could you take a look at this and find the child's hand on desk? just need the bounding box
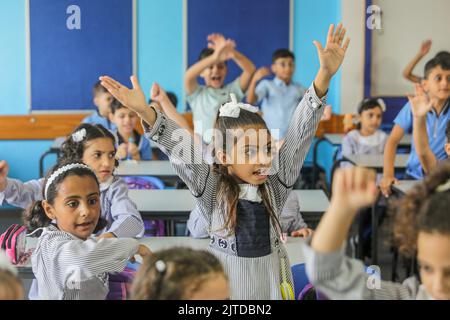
[291,228,313,238]
[0,160,9,192]
[116,143,128,160]
[380,176,399,198]
[408,83,436,118]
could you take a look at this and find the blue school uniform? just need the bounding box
[255,77,307,139]
[82,111,117,131]
[114,130,153,161]
[394,100,450,179]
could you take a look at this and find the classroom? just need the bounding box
[0,0,449,303]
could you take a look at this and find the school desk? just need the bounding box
[17,236,307,280]
[115,160,181,186]
[343,154,410,172]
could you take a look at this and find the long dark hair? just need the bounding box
[212,108,282,236]
[23,161,107,234]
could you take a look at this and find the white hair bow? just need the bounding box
[72,128,87,143]
[219,93,259,118]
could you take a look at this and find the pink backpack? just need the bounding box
[0,224,29,265]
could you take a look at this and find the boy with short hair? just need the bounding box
[82,81,116,131]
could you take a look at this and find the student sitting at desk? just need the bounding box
[409,83,450,173]
[341,98,387,164]
[82,81,117,131]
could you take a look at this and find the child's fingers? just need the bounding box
[130,75,142,90]
[343,38,350,52]
[326,24,335,45]
[100,76,122,90]
[313,40,324,53]
[338,28,347,46]
[333,23,343,43]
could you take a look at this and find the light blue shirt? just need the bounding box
[186,77,244,143]
[255,77,307,139]
[82,111,117,131]
[394,100,450,179]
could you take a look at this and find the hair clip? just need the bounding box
[219,93,259,118]
[72,128,87,143]
[155,260,166,273]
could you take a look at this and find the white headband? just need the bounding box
[44,163,96,200]
[0,250,17,275]
[219,93,259,118]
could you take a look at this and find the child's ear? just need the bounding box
[108,113,115,123]
[93,97,99,108]
[42,200,56,220]
[271,64,277,74]
[216,149,230,165]
[422,79,429,92]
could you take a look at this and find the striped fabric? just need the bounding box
[144,83,326,300]
[31,225,139,300]
[302,240,431,300]
[0,176,145,238]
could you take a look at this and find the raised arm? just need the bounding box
[184,35,236,95]
[207,34,256,92]
[246,67,271,104]
[409,84,438,173]
[100,76,211,197]
[276,23,350,187]
[402,40,431,84]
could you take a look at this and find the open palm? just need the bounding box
[99,76,147,114]
[408,83,434,117]
[314,23,350,77]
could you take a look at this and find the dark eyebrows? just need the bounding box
[65,192,99,201]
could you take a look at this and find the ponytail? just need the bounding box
[23,200,51,233]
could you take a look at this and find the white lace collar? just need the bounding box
[100,176,114,192]
[239,184,262,202]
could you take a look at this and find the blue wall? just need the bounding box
[1,0,341,182]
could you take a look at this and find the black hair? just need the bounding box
[148,92,178,107]
[59,123,118,167]
[92,80,109,96]
[355,98,384,130]
[272,49,295,64]
[424,56,450,79]
[109,98,125,115]
[212,106,281,236]
[435,51,450,63]
[23,161,107,234]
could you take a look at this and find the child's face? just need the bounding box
[445,142,450,157]
[218,126,274,185]
[93,92,113,118]
[110,108,138,136]
[200,62,228,89]
[186,273,230,300]
[358,107,383,135]
[423,66,450,101]
[271,57,295,83]
[82,138,116,183]
[417,231,450,300]
[43,175,101,240]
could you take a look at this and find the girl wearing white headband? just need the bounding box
[23,162,151,300]
[101,23,349,300]
[0,123,144,240]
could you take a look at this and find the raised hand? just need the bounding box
[150,82,168,104]
[253,67,271,82]
[0,160,9,192]
[408,83,435,117]
[331,167,378,214]
[313,23,350,79]
[207,33,236,62]
[291,228,313,238]
[100,76,147,115]
[419,39,432,57]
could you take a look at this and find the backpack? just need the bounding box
[0,224,31,265]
